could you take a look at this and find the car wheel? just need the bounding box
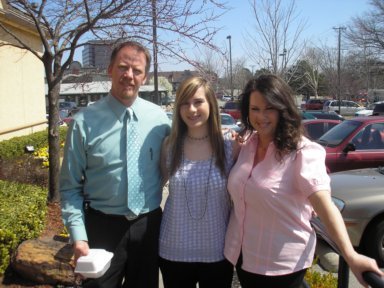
[361,218,384,267]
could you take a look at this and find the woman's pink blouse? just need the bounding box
[224,134,331,275]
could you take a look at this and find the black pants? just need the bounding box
[82,207,162,288]
[236,254,307,288]
[159,257,234,288]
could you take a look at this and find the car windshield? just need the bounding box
[221,114,235,125]
[316,120,361,147]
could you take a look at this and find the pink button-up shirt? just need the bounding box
[224,133,330,275]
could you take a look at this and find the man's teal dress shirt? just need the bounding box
[60,94,170,242]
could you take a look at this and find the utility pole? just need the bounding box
[227,35,233,99]
[152,0,159,105]
[333,26,346,114]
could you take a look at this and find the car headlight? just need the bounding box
[331,196,345,212]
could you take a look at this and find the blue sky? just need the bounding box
[164,0,371,71]
[74,0,371,72]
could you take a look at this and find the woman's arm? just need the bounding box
[309,190,383,287]
[160,136,170,187]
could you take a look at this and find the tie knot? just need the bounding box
[127,108,134,121]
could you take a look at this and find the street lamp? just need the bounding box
[227,35,233,99]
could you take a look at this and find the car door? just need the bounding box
[337,123,384,170]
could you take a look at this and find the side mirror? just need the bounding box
[343,143,356,154]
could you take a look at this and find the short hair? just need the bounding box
[109,41,151,74]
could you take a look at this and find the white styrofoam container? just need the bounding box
[74,249,114,278]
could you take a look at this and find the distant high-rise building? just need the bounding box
[82,40,114,70]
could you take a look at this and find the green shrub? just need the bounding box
[0,127,67,160]
[305,258,338,288]
[0,180,47,275]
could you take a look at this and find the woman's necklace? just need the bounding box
[181,141,213,221]
[186,134,209,141]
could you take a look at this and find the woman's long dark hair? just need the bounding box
[240,74,304,159]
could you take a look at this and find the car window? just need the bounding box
[352,123,384,150]
[347,101,359,108]
[317,120,361,147]
[221,114,235,125]
[306,123,325,140]
[331,101,339,107]
[224,102,240,109]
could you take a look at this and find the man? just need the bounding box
[60,41,170,287]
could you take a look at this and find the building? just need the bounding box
[0,0,46,141]
[147,70,201,93]
[46,81,168,107]
[82,40,114,69]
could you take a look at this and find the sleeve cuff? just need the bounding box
[69,225,88,242]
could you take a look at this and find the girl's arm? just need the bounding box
[160,136,170,187]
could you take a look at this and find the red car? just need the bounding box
[220,101,241,120]
[303,119,342,140]
[316,116,384,172]
[301,99,326,110]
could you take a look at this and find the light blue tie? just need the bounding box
[126,108,143,215]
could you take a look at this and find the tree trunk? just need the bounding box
[47,83,61,203]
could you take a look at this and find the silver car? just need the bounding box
[323,100,364,116]
[330,166,384,266]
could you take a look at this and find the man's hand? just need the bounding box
[73,240,89,265]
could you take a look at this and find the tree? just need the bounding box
[347,0,384,54]
[192,47,225,93]
[289,47,325,98]
[244,0,307,77]
[149,76,173,94]
[0,0,227,202]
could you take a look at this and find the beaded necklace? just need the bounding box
[181,140,213,221]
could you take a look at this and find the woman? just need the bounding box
[224,74,382,288]
[159,76,239,288]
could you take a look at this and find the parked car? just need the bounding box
[62,107,81,125]
[304,110,345,121]
[161,95,175,106]
[329,166,384,266]
[221,95,232,102]
[301,98,326,110]
[59,101,77,113]
[220,101,241,120]
[166,111,173,124]
[303,119,342,140]
[300,111,317,120]
[220,113,242,133]
[354,101,384,117]
[323,100,364,116]
[373,103,384,116]
[316,116,384,172]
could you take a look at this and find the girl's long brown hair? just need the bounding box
[168,76,226,176]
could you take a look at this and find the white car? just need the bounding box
[220,113,242,132]
[355,101,384,117]
[221,95,232,101]
[323,100,364,116]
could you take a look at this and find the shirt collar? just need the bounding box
[106,93,146,122]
